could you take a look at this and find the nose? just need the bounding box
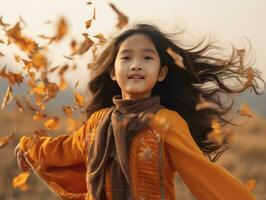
[130,60,142,70]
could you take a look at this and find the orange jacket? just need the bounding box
[19,108,256,200]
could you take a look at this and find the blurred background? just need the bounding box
[0,0,265,199]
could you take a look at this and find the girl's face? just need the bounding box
[110,33,168,100]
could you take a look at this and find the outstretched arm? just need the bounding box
[15,107,109,168]
[164,111,256,200]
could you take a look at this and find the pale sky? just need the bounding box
[0,0,265,89]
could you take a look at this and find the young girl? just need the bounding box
[15,23,264,200]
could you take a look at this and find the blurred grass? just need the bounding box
[0,109,265,200]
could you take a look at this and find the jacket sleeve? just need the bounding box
[164,110,256,200]
[19,108,109,168]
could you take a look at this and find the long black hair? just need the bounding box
[84,23,265,161]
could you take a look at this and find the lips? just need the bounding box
[128,74,145,79]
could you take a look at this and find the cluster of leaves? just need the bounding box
[0,1,128,191]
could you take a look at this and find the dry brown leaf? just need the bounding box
[0,51,4,57]
[44,117,60,130]
[1,85,13,110]
[33,110,47,121]
[238,103,255,118]
[59,77,68,91]
[0,66,24,85]
[0,16,10,28]
[55,17,68,41]
[6,22,37,54]
[85,19,93,29]
[0,133,14,149]
[75,91,84,107]
[14,54,21,63]
[0,38,5,44]
[63,55,74,60]
[109,3,128,29]
[14,96,23,112]
[63,105,74,117]
[245,179,256,192]
[93,33,106,45]
[44,82,59,101]
[207,118,223,146]
[72,33,94,55]
[31,51,47,70]
[167,47,185,69]
[12,172,30,191]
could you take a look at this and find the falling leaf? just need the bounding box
[44,117,60,130]
[44,82,59,102]
[63,105,74,117]
[92,7,96,20]
[12,172,30,191]
[15,96,23,112]
[207,118,223,146]
[1,85,13,110]
[85,19,93,29]
[59,77,68,90]
[63,55,74,60]
[167,47,185,69]
[245,179,256,192]
[0,133,14,149]
[0,51,4,57]
[72,33,94,55]
[14,54,21,63]
[54,17,68,41]
[0,16,10,28]
[31,51,47,70]
[238,103,255,118]
[93,33,106,45]
[75,91,84,107]
[109,3,128,29]
[0,38,5,44]
[6,22,37,54]
[33,110,47,121]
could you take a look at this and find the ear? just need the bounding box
[157,65,168,82]
[109,68,116,81]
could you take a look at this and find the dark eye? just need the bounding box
[144,56,153,60]
[121,56,130,60]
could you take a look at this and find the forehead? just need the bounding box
[118,33,157,53]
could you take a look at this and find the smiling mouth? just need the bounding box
[128,75,145,80]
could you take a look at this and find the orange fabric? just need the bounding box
[19,107,256,200]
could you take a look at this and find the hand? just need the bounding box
[14,143,31,172]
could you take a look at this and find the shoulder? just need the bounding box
[86,107,113,127]
[149,108,189,137]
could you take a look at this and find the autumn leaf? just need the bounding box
[12,172,30,191]
[54,17,68,41]
[0,51,4,57]
[75,91,84,107]
[44,82,59,102]
[44,117,60,130]
[109,3,128,29]
[14,54,21,63]
[72,33,94,55]
[31,51,48,70]
[93,33,106,45]
[1,85,13,110]
[0,16,10,28]
[238,103,255,118]
[0,66,24,85]
[167,47,185,69]
[14,96,23,112]
[59,77,68,90]
[63,105,74,117]
[245,179,256,192]
[6,22,37,54]
[33,110,47,121]
[0,133,14,149]
[207,118,223,146]
[85,19,93,29]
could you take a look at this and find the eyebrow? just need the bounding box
[119,48,157,55]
